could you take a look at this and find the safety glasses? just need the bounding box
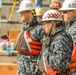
[42,21,52,25]
[62,10,74,13]
[19,11,30,14]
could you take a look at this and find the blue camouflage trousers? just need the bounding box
[17,53,39,75]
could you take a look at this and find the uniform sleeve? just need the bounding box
[48,35,72,70]
[30,25,45,42]
[66,23,76,43]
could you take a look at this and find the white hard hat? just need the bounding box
[17,0,35,12]
[42,9,63,22]
[35,7,44,16]
[59,0,76,10]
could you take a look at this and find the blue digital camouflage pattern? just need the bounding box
[17,17,45,75]
[17,53,38,75]
[42,26,72,70]
[66,17,76,44]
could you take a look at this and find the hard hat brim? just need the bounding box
[39,19,63,25]
[39,20,52,25]
[17,10,21,13]
[59,8,76,11]
[17,9,28,13]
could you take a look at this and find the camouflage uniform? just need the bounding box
[39,26,72,74]
[16,17,45,75]
[66,17,76,44]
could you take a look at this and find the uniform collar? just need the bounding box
[23,16,38,30]
[50,26,64,37]
[68,17,76,26]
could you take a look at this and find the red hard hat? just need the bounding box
[49,1,62,10]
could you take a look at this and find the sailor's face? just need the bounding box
[42,21,52,34]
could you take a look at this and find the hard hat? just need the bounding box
[17,0,35,12]
[59,0,76,10]
[42,9,63,22]
[35,7,44,16]
[49,1,62,9]
[30,0,35,2]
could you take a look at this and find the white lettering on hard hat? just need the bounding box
[44,13,61,19]
[53,3,59,7]
[25,3,33,8]
[68,4,76,8]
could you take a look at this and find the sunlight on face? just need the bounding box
[61,10,75,22]
[19,11,30,22]
[42,22,52,34]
